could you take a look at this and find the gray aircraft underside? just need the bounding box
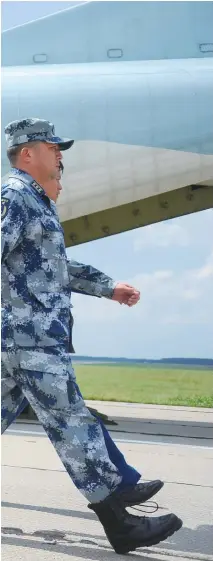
[2,1,213,246]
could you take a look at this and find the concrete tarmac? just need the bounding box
[1,404,213,561]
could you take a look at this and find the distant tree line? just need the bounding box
[72,356,213,367]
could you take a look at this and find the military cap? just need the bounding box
[5,118,74,151]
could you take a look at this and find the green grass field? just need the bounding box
[74,363,213,407]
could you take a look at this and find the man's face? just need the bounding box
[29,141,62,181]
[42,158,63,203]
[43,177,62,203]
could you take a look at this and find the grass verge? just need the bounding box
[74,363,213,407]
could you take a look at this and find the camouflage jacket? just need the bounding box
[1,168,116,351]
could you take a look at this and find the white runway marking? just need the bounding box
[5,427,213,449]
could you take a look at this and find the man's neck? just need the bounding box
[14,165,47,189]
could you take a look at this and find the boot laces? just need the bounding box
[129,500,159,515]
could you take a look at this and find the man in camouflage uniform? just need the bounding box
[1,118,182,554]
[20,158,147,496]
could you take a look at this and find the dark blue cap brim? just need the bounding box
[47,137,74,151]
[59,139,74,151]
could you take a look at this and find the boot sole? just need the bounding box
[123,481,164,507]
[113,516,183,554]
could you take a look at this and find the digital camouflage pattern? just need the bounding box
[1,167,121,502]
[5,117,74,151]
[1,168,116,351]
[1,349,122,502]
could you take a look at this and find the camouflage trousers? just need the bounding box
[1,349,122,503]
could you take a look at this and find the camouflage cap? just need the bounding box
[5,118,74,151]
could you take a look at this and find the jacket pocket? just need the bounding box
[19,350,82,412]
[27,290,71,310]
[25,288,72,348]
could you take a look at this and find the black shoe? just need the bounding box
[89,491,182,554]
[117,479,164,507]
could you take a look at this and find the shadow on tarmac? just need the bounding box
[2,500,213,556]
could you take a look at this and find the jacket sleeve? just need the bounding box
[66,258,117,298]
[1,188,29,262]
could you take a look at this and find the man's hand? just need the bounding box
[112,283,140,307]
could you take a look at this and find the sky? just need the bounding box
[2,1,213,359]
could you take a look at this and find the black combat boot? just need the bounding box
[88,491,182,554]
[117,479,164,507]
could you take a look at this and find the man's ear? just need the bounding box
[20,146,32,163]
